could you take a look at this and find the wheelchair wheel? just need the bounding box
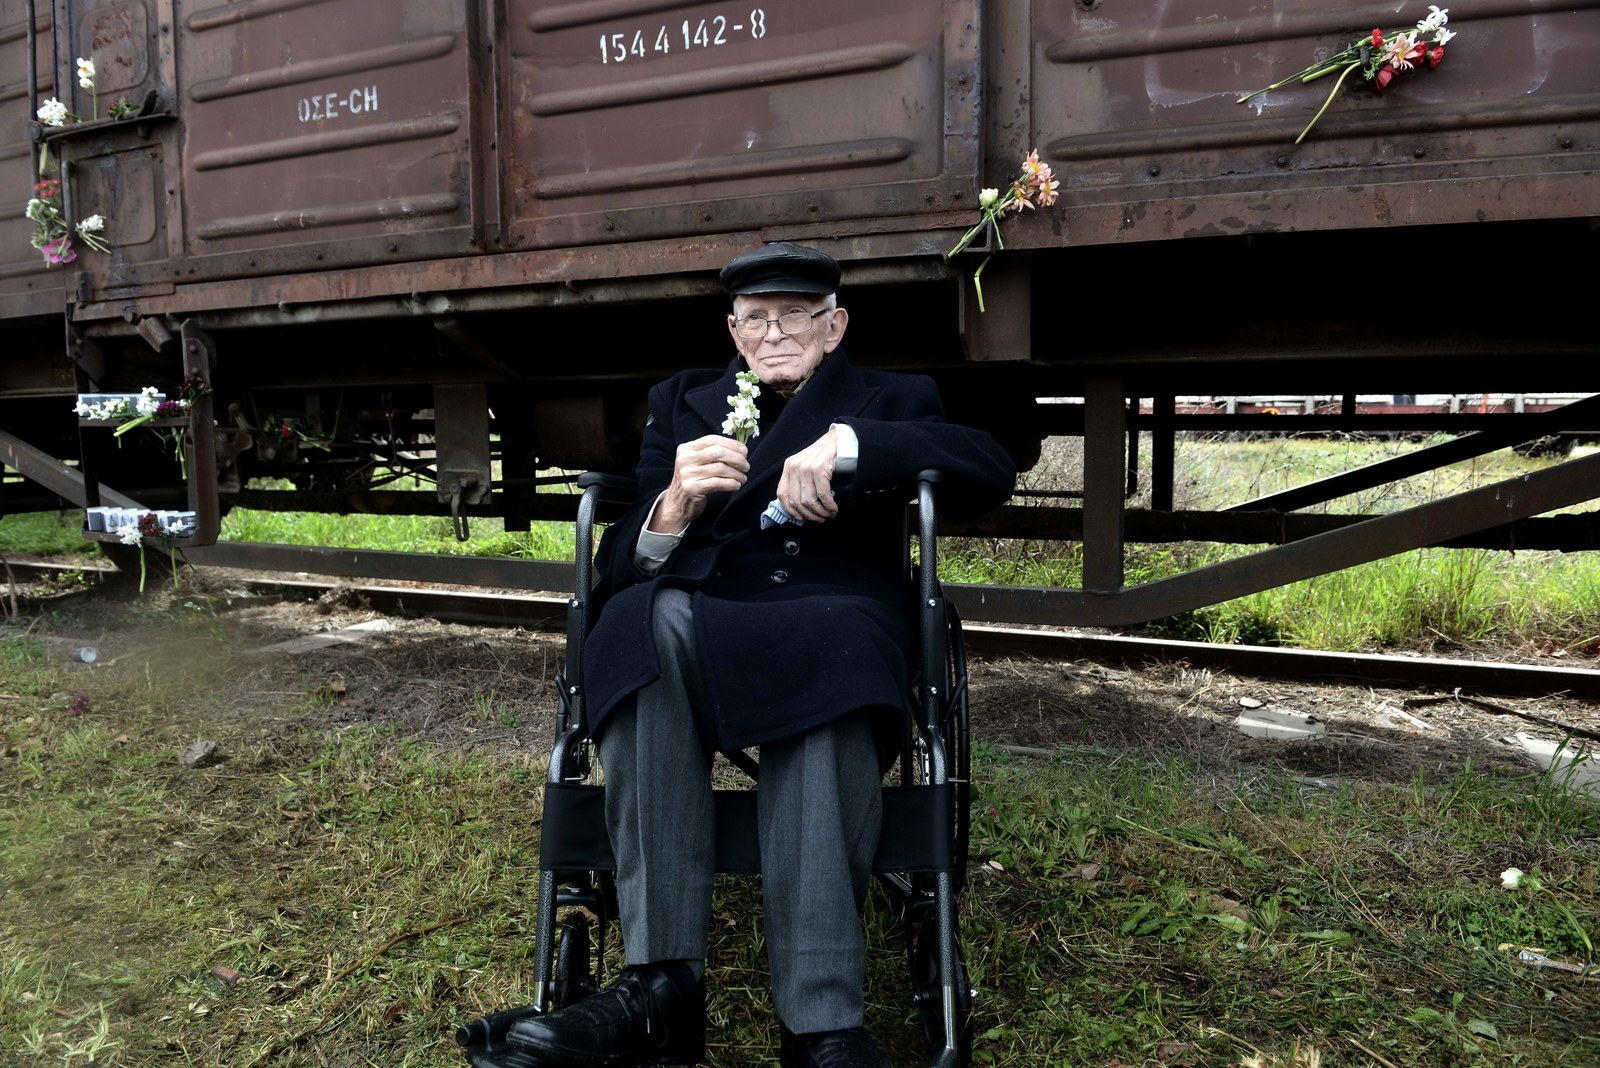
[944,603,972,893]
[552,911,598,1009]
[911,920,973,1066]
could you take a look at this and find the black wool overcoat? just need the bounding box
[582,349,1016,751]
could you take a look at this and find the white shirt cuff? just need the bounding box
[634,492,687,572]
[833,422,858,474]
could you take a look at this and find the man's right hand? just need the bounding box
[650,435,750,532]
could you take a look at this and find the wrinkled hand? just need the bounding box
[777,427,841,523]
[651,435,750,532]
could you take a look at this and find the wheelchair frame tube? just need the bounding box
[532,479,610,1012]
[917,474,964,1065]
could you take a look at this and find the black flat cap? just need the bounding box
[719,242,840,297]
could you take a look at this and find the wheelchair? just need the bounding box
[458,470,975,1067]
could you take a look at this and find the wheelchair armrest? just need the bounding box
[577,471,638,502]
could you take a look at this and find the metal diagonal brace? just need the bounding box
[1230,393,1600,514]
[0,428,140,509]
[975,448,1600,629]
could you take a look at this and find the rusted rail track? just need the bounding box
[10,552,1600,699]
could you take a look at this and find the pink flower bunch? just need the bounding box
[25,173,108,266]
[948,148,1062,312]
[1006,150,1060,214]
[42,237,76,264]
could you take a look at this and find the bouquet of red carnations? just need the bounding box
[1237,5,1457,145]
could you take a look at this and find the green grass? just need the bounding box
[2,627,1596,1066]
[954,749,1600,1065]
[216,473,579,560]
[0,510,102,557]
[218,507,576,561]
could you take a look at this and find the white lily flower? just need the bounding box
[1501,867,1524,890]
[37,97,68,126]
[1434,28,1456,46]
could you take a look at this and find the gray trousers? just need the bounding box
[596,588,884,1033]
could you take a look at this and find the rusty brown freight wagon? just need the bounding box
[3,0,1598,626]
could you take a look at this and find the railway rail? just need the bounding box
[11,552,1600,700]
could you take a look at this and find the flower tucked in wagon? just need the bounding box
[116,510,192,593]
[1237,6,1459,145]
[26,178,108,267]
[947,148,1061,313]
[75,377,210,478]
[27,56,123,265]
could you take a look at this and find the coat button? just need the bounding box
[783,540,800,556]
[770,569,788,584]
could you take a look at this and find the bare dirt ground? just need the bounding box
[14,565,1600,791]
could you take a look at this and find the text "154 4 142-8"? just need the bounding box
[600,9,767,64]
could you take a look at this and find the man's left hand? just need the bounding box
[778,426,842,523]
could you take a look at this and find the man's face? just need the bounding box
[727,293,848,389]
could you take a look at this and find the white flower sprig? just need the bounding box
[722,370,761,444]
[36,97,70,127]
[74,395,135,421]
[77,56,97,119]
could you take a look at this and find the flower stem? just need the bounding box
[972,255,991,314]
[1236,61,1332,104]
[1295,62,1361,145]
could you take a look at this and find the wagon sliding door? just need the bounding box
[168,0,482,284]
[502,0,981,251]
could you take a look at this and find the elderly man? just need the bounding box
[509,243,1015,1067]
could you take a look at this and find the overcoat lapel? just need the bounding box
[683,370,736,440]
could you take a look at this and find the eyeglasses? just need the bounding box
[732,308,828,339]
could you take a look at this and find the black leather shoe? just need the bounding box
[778,1024,890,1068]
[506,961,705,1067]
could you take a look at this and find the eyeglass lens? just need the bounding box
[735,310,821,338]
